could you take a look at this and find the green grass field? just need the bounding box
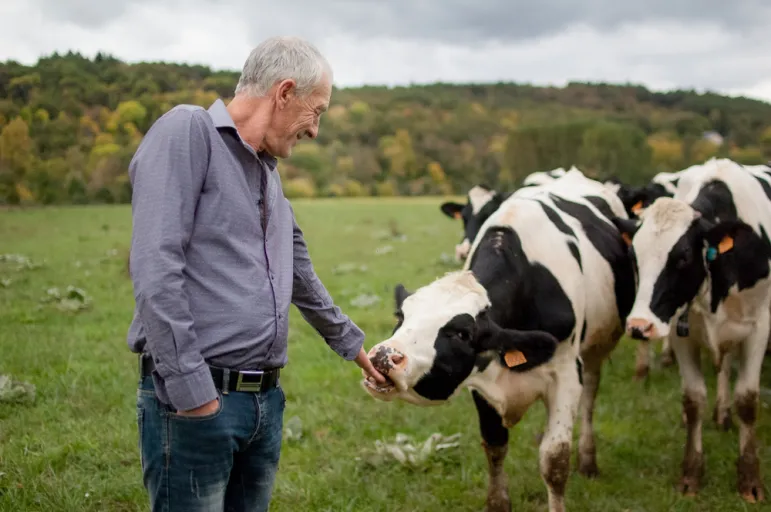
[2,198,771,512]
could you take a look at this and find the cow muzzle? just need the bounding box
[626,318,658,341]
[363,345,406,396]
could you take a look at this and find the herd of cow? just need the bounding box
[359,157,771,511]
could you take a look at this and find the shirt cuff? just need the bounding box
[328,321,366,361]
[162,364,218,411]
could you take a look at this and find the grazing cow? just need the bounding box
[364,182,636,512]
[612,158,771,502]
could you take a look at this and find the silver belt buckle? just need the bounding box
[236,370,264,392]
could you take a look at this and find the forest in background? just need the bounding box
[1,51,770,205]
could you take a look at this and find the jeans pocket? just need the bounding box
[278,385,286,409]
[169,391,224,422]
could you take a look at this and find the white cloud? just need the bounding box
[1,0,770,103]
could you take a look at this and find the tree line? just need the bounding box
[1,51,770,205]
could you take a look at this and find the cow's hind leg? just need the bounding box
[540,366,582,512]
[577,358,602,477]
[472,391,511,512]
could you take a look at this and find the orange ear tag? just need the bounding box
[631,201,643,215]
[718,235,734,254]
[504,350,527,368]
[453,211,462,219]
[621,232,632,246]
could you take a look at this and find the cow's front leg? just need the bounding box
[472,391,511,512]
[671,337,705,496]
[735,321,767,503]
[540,367,581,512]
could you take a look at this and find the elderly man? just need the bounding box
[127,36,386,512]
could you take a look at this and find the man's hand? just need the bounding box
[354,347,387,384]
[176,397,220,417]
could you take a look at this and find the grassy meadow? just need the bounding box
[3,197,771,512]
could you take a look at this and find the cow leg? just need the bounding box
[540,368,581,512]
[576,360,601,477]
[472,391,511,512]
[713,351,734,431]
[634,340,650,380]
[671,337,705,496]
[734,320,767,503]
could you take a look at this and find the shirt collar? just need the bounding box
[207,98,278,170]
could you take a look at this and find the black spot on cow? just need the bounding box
[750,174,771,203]
[469,226,576,343]
[537,201,582,270]
[585,195,616,222]
[549,194,636,321]
[690,180,738,222]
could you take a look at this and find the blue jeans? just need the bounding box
[136,375,285,512]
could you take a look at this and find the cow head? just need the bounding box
[613,197,751,341]
[615,182,673,219]
[440,185,507,262]
[362,271,558,406]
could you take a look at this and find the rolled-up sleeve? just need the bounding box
[289,204,365,360]
[128,108,218,411]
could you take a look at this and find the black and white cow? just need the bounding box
[440,185,512,262]
[605,169,683,220]
[363,179,636,512]
[440,167,614,263]
[612,157,771,502]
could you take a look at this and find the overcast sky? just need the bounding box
[1,0,770,103]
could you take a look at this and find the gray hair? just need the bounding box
[234,36,332,98]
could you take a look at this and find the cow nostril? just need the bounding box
[391,354,404,365]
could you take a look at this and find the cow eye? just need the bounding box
[455,329,471,342]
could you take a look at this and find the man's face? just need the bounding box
[264,75,331,158]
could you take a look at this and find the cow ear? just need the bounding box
[440,202,465,220]
[611,216,640,247]
[394,283,413,311]
[703,220,752,262]
[474,324,558,373]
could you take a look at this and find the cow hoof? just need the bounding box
[740,484,765,503]
[678,477,700,497]
[578,460,599,478]
[484,494,511,512]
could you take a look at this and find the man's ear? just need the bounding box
[440,202,465,220]
[275,79,296,109]
[611,216,640,247]
[473,322,558,373]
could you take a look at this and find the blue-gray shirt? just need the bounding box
[127,99,365,411]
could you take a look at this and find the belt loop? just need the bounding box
[222,369,230,395]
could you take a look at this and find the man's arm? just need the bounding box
[128,107,217,412]
[289,203,365,360]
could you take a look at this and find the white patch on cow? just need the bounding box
[626,198,700,338]
[468,186,496,214]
